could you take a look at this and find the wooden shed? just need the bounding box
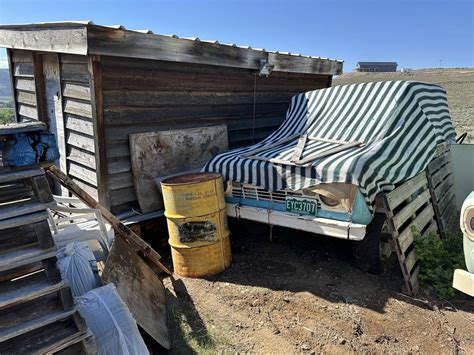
[0,21,343,215]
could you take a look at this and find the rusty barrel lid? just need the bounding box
[161,172,222,186]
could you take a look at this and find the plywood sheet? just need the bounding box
[129,125,228,213]
[102,236,170,349]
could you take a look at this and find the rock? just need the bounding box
[251,298,260,307]
[283,296,291,303]
[301,343,311,351]
[273,329,280,335]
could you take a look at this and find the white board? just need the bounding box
[129,125,228,213]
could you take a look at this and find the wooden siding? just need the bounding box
[59,54,98,200]
[101,56,331,212]
[10,50,38,122]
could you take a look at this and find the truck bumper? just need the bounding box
[453,269,474,297]
[227,203,367,241]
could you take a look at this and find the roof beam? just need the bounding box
[0,25,88,55]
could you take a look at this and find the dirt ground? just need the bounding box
[161,223,474,354]
[157,69,474,354]
[333,68,474,143]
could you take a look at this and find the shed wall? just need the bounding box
[11,50,38,122]
[100,56,331,213]
[8,49,99,200]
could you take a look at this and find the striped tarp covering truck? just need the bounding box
[203,81,456,272]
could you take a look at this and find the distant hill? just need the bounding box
[0,69,13,97]
[334,68,474,143]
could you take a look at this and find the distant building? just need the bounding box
[355,62,398,72]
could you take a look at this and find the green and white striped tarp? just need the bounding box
[203,81,456,209]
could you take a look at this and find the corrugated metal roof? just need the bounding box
[0,21,343,63]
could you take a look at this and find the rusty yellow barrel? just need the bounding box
[161,173,231,277]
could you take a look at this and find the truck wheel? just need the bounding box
[352,213,386,274]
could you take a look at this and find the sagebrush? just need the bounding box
[413,229,466,299]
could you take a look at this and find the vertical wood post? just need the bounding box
[6,49,18,123]
[88,55,110,209]
[32,53,48,125]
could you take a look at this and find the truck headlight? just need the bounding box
[320,195,341,207]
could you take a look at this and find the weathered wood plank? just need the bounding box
[60,53,88,64]
[392,189,431,231]
[434,173,454,201]
[62,82,91,101]
[89,55,110,209]
[110,187,136,206]
[63,98,93,118]
[106,142,130,159]
[430,162,453,188]
[437,185,456,216]
[11,50,33,63]
[0,122,45,136]
[102,235,170,349]
[386,172,428,210]
[0,244,56,272]
[88,25,341,75]
[60,63,90,83]
[404,249,417,274]
[13,62,34,77]
[108,172,134,190]
[65,115,94,135]
[0,26,88,54]
[427,153,450,174]
[102,70,326,92]
[67,161,98,186]
[0,168,44,183]
[0,272,64,310]
[66,131,95,153]
[72,178,98,200]
[18,103,38,120]
[104,102,287,125]
[107,156,131,174]
[408,265,420,294]
[15,77,36,92]
[16,90,37,106]
[0,198,54,221]
[41,53,67,185]
[32,53,49,124]
[398,204,435,254]
[103,90,293,107]
[6,49,18,122]
[67,146,97,168]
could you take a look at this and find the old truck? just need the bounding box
[204,81,456,273]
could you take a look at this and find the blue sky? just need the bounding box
[0,0,472,72]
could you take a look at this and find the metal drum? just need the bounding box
[161,173,231,277]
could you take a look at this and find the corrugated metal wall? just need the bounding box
[100,56,331,212]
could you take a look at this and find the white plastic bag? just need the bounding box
[75,283,149,355]
[56,242,101,297]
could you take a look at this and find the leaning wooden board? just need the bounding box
[129,125,228,213]
[102,236,170,349]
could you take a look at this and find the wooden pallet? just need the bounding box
[382,172,438,296]
[426,150,457,237]
[0,166,95,354]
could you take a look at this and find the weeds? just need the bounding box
[413,229,466,300]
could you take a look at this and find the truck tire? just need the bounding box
[352,213,386,274]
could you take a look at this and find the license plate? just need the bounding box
[285,196,318,216]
